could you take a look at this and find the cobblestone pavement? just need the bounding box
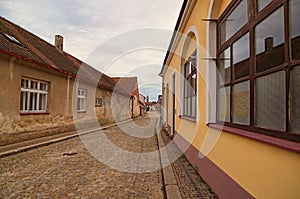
[0,113,164,198]
[161,130,218,199]
[0,112,217,199]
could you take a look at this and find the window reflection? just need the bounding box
[220,0,248,44]
[255,7,284,72]
[218,47,231,84]
[233,33,250,79]
[290,0,300,61]
[257,0,272,12]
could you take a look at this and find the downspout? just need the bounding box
[131,96,134,118]
[65,75,71,116]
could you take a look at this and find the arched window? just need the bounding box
[181,31,197,119]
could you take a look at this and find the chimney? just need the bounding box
[265,37,273,53]
[55,35,63,52]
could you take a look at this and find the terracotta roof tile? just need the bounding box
[0,16,129,96]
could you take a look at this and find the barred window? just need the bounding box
[20,78,48,113]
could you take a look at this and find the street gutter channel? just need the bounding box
[0,118,135,158]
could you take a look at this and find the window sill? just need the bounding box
[179,115,196,123]
[208,123,300,154]
[77,110,87,113]
[20,112,50,115]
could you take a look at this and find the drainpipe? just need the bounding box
[131,96,134,119]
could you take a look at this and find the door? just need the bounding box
[171,73,176,136]
[165,83,169,129]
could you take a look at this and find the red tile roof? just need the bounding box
[0,16,129,96]
[111,77,139,97]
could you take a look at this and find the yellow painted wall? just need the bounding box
[162,0,300,198]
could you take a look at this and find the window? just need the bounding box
[220,0,248,44]
[257,0,273,11]
[183,50,197,118]
[77,89,86,112]
[95,98,102,107]
[20,78,48,113]
[2,32,21,45]
[217,0,300,141]
[290,0,300,60]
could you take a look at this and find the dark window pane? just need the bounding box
[218,86,230,122]
[255,7,284,72]
[255,71,286,131]
[220,0,248,44]
[191,73,197,95]
[20,91,27,111]
[232,81,250,125]
[218,47,231,85]
[257,0,272,12]
[185,62,190,77]
[290,0,300,61]
[39,94,46,111]
[233,33,250,79]
[290,65,300,134]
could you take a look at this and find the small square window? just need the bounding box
[95,98,102,107]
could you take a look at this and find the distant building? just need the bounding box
[112,77,141,118]
[139,93,146,116]
[0,17,132,145]
[159,0,300,198]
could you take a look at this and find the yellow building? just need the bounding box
[159,0,300,198]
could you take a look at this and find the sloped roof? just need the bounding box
[111,77,138,97]
[0,16,129,96]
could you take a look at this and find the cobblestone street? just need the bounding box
[0,112,216,198]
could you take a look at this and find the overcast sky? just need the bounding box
[0,0,183,101]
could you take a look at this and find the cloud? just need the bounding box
[0,0,183,101]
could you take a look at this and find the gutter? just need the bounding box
[0,49,130,97]
[159,0,188,77]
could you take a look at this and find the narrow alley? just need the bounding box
[0,112,216,198]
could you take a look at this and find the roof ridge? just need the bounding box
[0,16,127,92]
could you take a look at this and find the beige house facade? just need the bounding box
[0,17,132,145]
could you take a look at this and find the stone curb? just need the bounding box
[0,118,135,158]
[156,121,182,199]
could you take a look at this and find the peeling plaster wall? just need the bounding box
[0,53,131,145]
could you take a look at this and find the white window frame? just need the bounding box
[180,26,199,121]
[77,89,87,112]
[20,78,48,113]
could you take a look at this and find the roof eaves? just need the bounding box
[159,0,188,77]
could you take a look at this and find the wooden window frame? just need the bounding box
[216,0,300,142]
